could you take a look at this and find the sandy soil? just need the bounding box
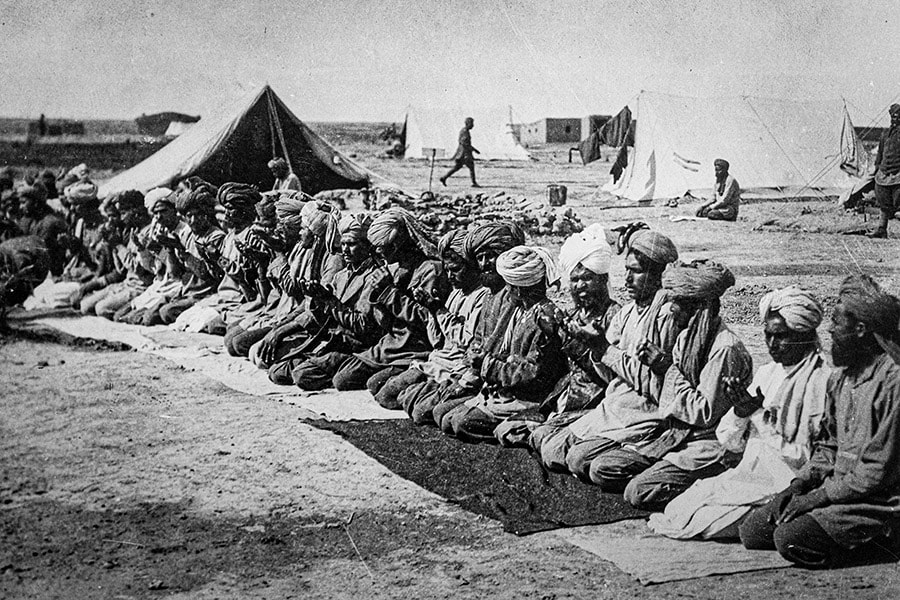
[3,140,900,599]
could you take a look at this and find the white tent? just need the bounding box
[163,120,195,138]
[603,91,856,201]
[402,106,531,161]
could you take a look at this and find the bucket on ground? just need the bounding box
[548,184,567,206]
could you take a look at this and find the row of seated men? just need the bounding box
[6,174,900,571]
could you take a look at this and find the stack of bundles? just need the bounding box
[391,191,584,238]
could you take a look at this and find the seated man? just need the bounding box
[293,208,448,393]
[266,214,386,385]
[532,229,680,471]
[495,224,620,447]
[405,221,525,425]
[739,275,900,568]
[437,245,569,443]
[695,159,740,221]
[650,286,830,539]
[374,229,489,409]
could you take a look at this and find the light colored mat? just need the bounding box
[26,315,406,422]
[551,519,790,585]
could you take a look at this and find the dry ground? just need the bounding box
[3,136,900,599]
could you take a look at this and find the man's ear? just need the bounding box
[854,319,869,339]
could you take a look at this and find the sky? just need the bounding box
[0,0,898,126]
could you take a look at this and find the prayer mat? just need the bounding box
[311,418,648,535]
[551,519,790,585]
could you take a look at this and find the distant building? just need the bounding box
[580,114,612,141]
[135,112,201,137]
[517,118,581,145]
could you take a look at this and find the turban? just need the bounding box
[714,158,730,170]
[64,181,99,205]
[66,163,90,181]
[759,286,823,332]
[144,187,175,212]
[627,229,678,266]
[303,200,340,252]
[463,221,526,262]
[838,274,900,340]
[367,208,438,258]
[340,213,372,241]
[496,245,560,288]
[268,157,288,171]
[176,185,218,217]
[890,104,900,117]
[438,229,468,259]
[255,194,277,221]
[558,223,611,277]
[217,182,261,210]
[663,259,735,301]
[275,195,306,233]
[111,190,145,213]
[16,183,48,202]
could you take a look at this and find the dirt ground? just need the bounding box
[3,137,900,599]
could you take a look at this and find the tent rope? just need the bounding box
[266,89,295,175]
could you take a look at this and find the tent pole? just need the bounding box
[428,149,436,192]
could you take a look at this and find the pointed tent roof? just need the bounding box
[603,91,856,201]
[99,85,370,198]
[401,105,531,161]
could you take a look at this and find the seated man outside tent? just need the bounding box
[739,275,900,569]
[292,207,449,393]
[14,181,67,277]
[439,117,480,188]
[436,245,569,443]
[266,214,388,385]
[403,221,525,425]
[531,228,680,471]
[597,259,751,511]
[155,181,228,324]
[868,104,900,238]
[170,183,261,334]
[695,159,740,221]
[269,157,302,193]
[75,190,152,317]
[495,225,620,447]
[649,286,830,540]
[373,228,489,410]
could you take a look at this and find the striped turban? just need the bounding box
[438,229,468,260]
[64,181,99,206]
[367,208,438,258]
[663,259,734,301]
[303,200,341,252]
[558,223,611,277]
[275,195,306,233]
[339,213,373,241]
[759,286,823,332]
[628,229,679,266]
[217,182,261,209]
[496,245,560,288]
[463,221,526,262]
[144,187,175,212]
[175,184,218,217]
[838,274,900,340]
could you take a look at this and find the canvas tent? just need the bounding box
[99,85,370,198]
[602,91,857,202]
[401,106,531,161]
[163,120,195,138]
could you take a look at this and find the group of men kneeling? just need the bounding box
[9,174,900,571]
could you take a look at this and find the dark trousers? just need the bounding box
[158,297,198,324]
[374,367,427,410]
[739,498,839,568]
[875,182,900,216]
[223,325,271,358]
[443,157,477,184]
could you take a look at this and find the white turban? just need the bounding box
[759,286,823,332]
[558,223,611,278]
[496,245,560,288]
[144,187,174,212]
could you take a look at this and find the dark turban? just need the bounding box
[217,182,261,210]
[176,184,218,217]
[838,275,900,341]
[438,229,468,259]
[17,182,48,203]
[714,158,730,170]
[255,195,277,221]
[340,213,373,241]
[890,104,900,117]
[367,207,438,258]
[663,259,735,301]
[628,229,679,266]
[463,221,526,262]
[113,190,145,213]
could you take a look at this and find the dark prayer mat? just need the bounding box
[310,418,648,535]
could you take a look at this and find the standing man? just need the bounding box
[440,117,480,188]
[868,104,900,239]
[268,157,302,193]
[696,159,740,221]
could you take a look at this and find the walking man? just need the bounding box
[440,117,480,188]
